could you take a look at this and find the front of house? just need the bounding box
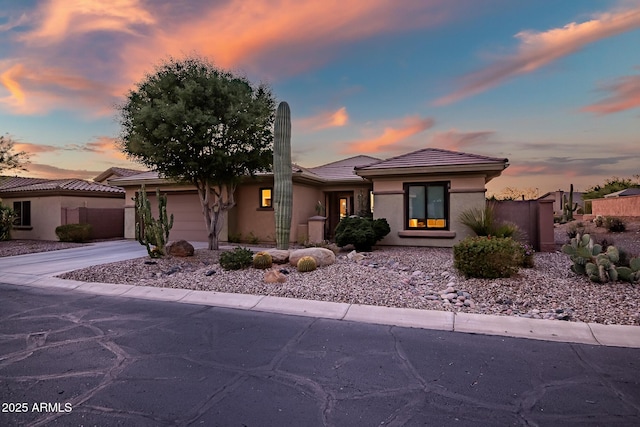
[109,148,509,247]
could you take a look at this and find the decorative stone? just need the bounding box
[445,292,457,301]
[412,271,423,277]
[262,249,290,264]
[289,248,336,267]
[205,270,216,276]
[443,286,455,294]
[264,269,286,283]
[167,240,194,257]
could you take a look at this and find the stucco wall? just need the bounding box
[4,195,123,241]
[145,191,216,243]
[372,175,486,247]
[591,195,640,217]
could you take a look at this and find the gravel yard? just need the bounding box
[4,218,639,326]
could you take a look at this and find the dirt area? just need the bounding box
[553,217,640,257]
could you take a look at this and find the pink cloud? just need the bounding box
[342,116,434,154]
[435,7,640,105]
[581,73,640,114]
[18,0,155,44]
[297,107,349,131]
[430,129,495,151]
[13,142,60,154]
[12,162,103,180]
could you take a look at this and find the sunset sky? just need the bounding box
[1,0,639,196]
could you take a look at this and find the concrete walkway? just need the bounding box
[1,240,639,348]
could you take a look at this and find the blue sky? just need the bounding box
[1,0,639,196]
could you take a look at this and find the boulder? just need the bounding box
[289,247,336,267]
[167,240,194,257]
[264,269,286,283]
[262,249,290,264]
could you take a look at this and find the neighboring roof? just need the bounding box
[308,155,381,182]
[355,148,508,181]
[604,188,640,198]
[94,167,144,183]
[0,176,124,197]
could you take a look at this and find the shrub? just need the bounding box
[605,217,626,232]
[55,223,92,243]
[219,247,253,270]
[459,204,520,238]
[594,215,605,227]
[228,232,242,244]
[453,237,523,279]
[0,204,15,241]
[519,243,535,268]
[566,223,585,239]
[334,217,390,252]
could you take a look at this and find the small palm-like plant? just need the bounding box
[459,203,520,238]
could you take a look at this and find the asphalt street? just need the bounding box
[1,283,639,426]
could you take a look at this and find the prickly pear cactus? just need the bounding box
[297,256,317,272]
[253,251,273,269]
[561,233,601,273]
[617,257,640,283]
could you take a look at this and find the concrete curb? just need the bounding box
[3,273,639,348]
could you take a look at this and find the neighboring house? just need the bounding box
[537,189,584,215]
[110,148,509,247]
[94,167,144,184]
[603,188,640,198]
[0,177,125,241]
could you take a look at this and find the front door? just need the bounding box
[326,192,353,240]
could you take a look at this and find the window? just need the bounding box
[13,201,31,227]
[339,197,348,219]
[405,182,448,229]
[259,188,272,208]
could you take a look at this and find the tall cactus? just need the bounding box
[273,101,292,250]
[562,184,578,222]
[135,184,174,258]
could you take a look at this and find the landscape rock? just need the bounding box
[289,248,336,267]
[262,249,290,264]
[264,269,286,283]
[167,240,194,257]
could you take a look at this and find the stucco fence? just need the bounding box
[492,199,555,252]
[61,207,124,240]
[585,195,640,218]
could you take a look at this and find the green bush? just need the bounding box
[605,217,626,232]
[453,236,523,279]
[55,223,92,243]
[334,217,390,251]
[219,247,253,270]
[0,204,15,241]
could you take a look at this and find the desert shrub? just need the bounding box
[0,204,15,241]
[334,217,390,251]
[219,247,253,270]
[566,223,585,239]
[594,215,605,227]
[605,217,626,232]
[453,236,523,279]
[227,232,242,244]
[55,223,92,243]
[459,204,520,238]
[519,243,535,268]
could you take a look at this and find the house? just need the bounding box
[537,189,584,215]
[110,148,509,247]
[0,176,125,241]
[93,167,144,184]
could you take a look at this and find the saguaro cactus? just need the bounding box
[273,101,292,250]
[135,184,174,258]
[562,184,578,222]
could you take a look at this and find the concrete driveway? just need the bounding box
[0,240,208,276]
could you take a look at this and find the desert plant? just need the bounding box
[519,243,535,268]
[219,247,253,270]
[453,236,523,279]
[297,256,317,272]
[0,204,15,241]
[334,216,390,251]
[459,204,520,238]
[594,215,605,227]
[228,232,242,244]
[605,217,626,232]
[566,222,585,239]
[273,101,292,250]
[561,233,603,275]
[616,257,640,283]
[561,184,578,222]
[247,231,260,245]
[135,185,174,258]
[55,223,92,243]
[253,251,273,269]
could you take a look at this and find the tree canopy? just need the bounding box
[582,176,640,200]
[0,135,29,173]
[118,57,275,249]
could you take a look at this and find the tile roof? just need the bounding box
[94,167,144,182]
[356,148,508,171]
[308,155,381,181]
[0,177,124,194]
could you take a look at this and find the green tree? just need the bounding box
[0,135,29,173]
[582,176,640,200]
[118,57,275,250]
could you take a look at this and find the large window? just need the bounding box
[13,201,31,227]
[259,188,272,208]
[405,182,448,230]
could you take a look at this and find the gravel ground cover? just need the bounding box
[0,240,84,257]
[5,217,639,326]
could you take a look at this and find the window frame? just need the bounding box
[404,182,449,230]
[13,200,32,227]
[258,187,273,209]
